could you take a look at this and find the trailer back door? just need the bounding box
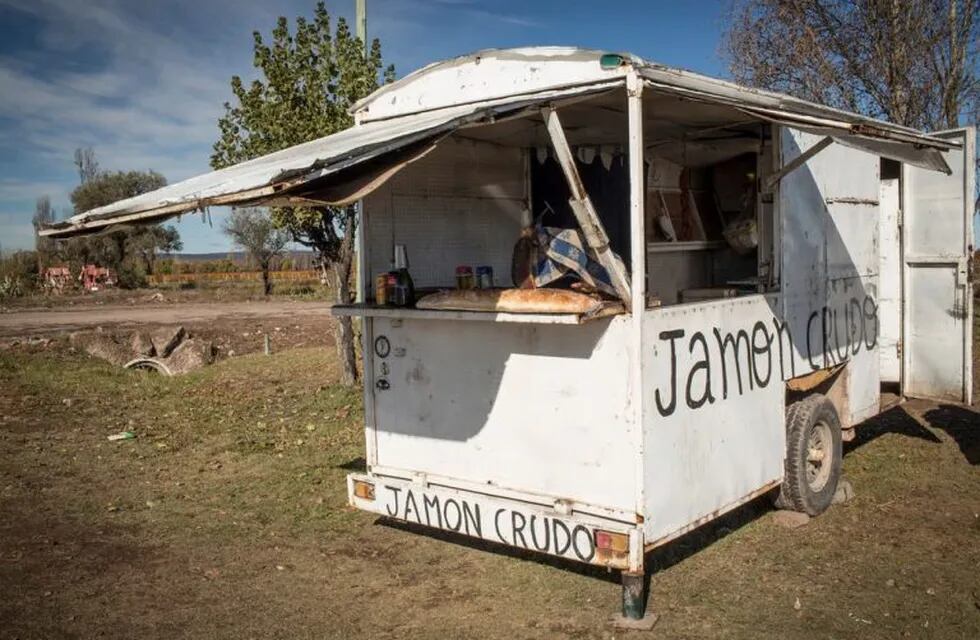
[902,127,975,403]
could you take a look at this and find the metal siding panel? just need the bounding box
[841,277,882,419]
[355,47,626,121]
[906,267,965,400]
[905,130,971,258]
[826,202,878,280]
[641,296,785,543]
[778,128,881,420]
[902,127,974,403]
[371,317,637,513]
[878,179,901,383]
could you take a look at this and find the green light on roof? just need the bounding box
[600,53,626,70]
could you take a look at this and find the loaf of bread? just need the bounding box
[416,288,602,314]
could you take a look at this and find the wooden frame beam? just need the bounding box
[763,135,833,191]
[543,106,632,303]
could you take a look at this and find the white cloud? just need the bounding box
[0,178,69,202]
[0,0,538,251]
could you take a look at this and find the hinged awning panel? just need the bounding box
[42,81,622,238]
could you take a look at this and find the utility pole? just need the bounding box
[355,0,367,57]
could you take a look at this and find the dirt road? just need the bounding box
[0,301,334,337]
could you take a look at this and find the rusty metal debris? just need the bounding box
[123,358,174,376]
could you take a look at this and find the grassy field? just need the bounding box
[1,345,979,639]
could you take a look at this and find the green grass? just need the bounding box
[0,348,363,536]
[2,346,979,639]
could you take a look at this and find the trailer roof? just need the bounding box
[43,47,958,238]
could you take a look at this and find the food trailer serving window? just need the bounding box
[335,90,637,325]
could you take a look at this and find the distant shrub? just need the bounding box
[116,261,147,289]
[0,251,38,298]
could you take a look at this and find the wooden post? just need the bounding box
[542,107,632,304]
[355,0,367,57]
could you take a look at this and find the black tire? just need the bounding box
[774,394,842,516]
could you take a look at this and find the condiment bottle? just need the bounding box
[375,273,388,305]
[475,265,494,289]
[393,244,415,307]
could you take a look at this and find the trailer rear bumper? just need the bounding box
[347,473,643,571]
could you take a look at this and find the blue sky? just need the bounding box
[0,0,731,253]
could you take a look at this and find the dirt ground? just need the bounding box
[0,297,336,361]
[0,300,334,337]
[0,309,978,638]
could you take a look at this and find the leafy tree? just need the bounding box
[127,225,183,275]
[211,1,395,385]
[222,208,289,295]
[68,168,169,286]
[61,153,181,287]
[0,250,38,299]
[70,169,168,214]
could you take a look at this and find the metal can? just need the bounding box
[386,273,398,304]
[455,265,474,289]
[375,274,388,305]
[475,265,494,289]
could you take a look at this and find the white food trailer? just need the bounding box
[43,48,975,622]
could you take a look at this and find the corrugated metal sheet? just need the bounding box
[42,82,620,237]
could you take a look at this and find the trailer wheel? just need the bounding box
[775,394,842,516]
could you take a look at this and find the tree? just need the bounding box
[70,168,168,214]
[62,152,181,287]
[69,168,170,285]
[724,1,979,131]
[33,196,56,272]
[222,208,289,295]
[127,225,183,276]
[73,146,100,184]
[211,1,395,385]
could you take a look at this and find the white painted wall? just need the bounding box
[778,128,881,423]
[370,316,637,514]
[364,137,526,289]
[878,178,902,383]
[902,128,975,403]
[641,295,786,544]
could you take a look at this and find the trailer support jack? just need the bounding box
[610,570,658,630]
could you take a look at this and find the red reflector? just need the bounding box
[595,531,613,549]
[594,529,629,553]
